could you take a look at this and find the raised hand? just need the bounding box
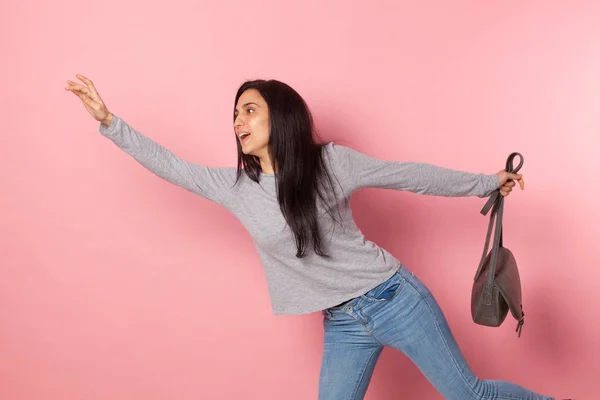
[65,74,113,127]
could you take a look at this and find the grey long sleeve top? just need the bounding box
[99,115,499,315]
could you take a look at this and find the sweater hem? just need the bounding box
[270,264,404,315]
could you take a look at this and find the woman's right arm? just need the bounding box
[66,74,235,205]
[99,113,235,205]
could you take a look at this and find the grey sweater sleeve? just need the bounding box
[98,115,236,205]
[329,143,499,198]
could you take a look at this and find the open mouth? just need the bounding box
[239,132,251,144]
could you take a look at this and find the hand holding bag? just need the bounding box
[471,152,525,337]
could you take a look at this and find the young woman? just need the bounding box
[66,74,567,400]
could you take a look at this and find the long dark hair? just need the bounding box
[232,79,341,258]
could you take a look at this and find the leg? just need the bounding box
[319,308,384,400]
[368,267,555,400]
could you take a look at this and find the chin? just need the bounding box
[241,146,253,155]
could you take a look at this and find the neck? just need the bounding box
[258,149,277,174]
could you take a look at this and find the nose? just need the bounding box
[234,114,244,128]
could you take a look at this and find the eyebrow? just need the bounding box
[234,102,260,112]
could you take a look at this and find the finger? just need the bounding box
[81,93,101,112]
[67,80,87,89]
[74,90,87,103]
[67,81,94,96]
[65,84,91,95]
[75,91,98,108]
[511,176,524,190]
[81,93,95,107]
[71,90,87,102]
[76,74,100,97]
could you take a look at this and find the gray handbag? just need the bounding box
[471,153,525,337]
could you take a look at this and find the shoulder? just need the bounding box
[320,141,359,181]
[322,141,367,167]
[322,141,355,158]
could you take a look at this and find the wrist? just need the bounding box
[101,112,114,128]
[495,172,502,188]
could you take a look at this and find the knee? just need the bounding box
[467,377,495,399]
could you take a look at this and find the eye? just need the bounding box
[247,108,254,114]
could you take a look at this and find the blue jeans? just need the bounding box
[319,265,554,400]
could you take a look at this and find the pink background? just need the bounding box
[1,0,599,399]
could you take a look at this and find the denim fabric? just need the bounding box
[319,265,554,400]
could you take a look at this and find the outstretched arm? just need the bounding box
[65,74,235,205]
[99,115,235,205]
[330,143,522,198]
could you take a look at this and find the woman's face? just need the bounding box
[234,89,270,158]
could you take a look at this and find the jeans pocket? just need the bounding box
[362,271,405,302]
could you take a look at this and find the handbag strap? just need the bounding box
[473,196,503,286]
[486,198,504,289]
[473,152,524,286]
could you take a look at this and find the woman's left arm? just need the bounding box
[329,143,524,198]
